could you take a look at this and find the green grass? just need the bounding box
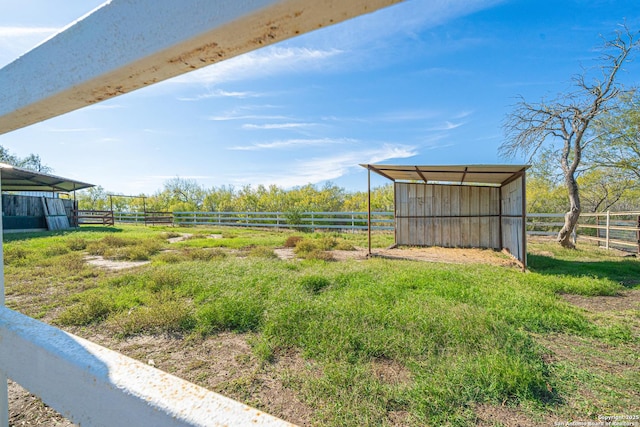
[3,225,639,426]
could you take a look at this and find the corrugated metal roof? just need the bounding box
[361,164,529,187]
[0,163,94,192]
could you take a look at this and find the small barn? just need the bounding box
[0,163,94,232]
[363,164,529,267]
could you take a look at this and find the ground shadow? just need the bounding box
[528,253,640,289]
[3,226,122,243]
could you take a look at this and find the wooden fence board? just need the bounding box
[42,198,71,230]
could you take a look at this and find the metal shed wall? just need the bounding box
[394,180,526,266]
[500,176,526,266]
[395,183,501,249]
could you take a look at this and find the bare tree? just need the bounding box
[500,25,639,248]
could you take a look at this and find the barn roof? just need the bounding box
[361,164,529,187]
[0,163,94,192]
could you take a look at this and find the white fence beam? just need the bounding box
[0,307,293,427]
[0,172,6,427]
[0,0,402,135]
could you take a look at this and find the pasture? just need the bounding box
[4,226,639,426]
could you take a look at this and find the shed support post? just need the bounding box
[637,215,640,255]
[498,185,503,250]
[519,173,527,270]
[368,166,372,256]
[605,211,610,250]
[0,170,8,427]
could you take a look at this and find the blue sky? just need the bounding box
[0,0,638,194]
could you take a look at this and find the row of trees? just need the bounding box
[77,179,396,214]
[76,169,639,216]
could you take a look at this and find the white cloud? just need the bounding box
[241,123,317,130]
[427,121,465,131]
[46,127,100,133]
[178,89,267,101]
[228,137,352,151]
[377,109,440,122]
[209,114,289,122]
[229,144,417,187]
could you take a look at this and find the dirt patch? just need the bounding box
[274,248,296,260]
[166,233,193,243]
[84,255,150,270]
[474,403,560,426]
[371,358,412,386]
[374,246,522,268]
[274,246,520,267]
[560,290,640,313]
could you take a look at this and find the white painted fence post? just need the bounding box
[0,170,7,427]
[606,210,610,250]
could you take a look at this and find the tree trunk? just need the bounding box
[557,173,581,248]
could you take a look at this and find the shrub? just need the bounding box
[317,236,338,251]
[184,248,227,261]
[102,235,131,248]
[66,237,88,251]
[56,293,114,326]
[4,246,31,265]
[284,236,304,248]
[293,239,318,256]
[155,252,186,264]
[160,231,182,239]
[44,244,70,257]
[86,241,107,256]
[334,240,356,251]
[302,250,335,262]
[56,252,87,273]
[248,246,278,259]
[145,269,183,292]
[108,298,195,337]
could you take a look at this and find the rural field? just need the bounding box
[4,225,640,426]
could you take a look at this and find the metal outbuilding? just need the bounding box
[0,163,95,231]
[362,164,529,268]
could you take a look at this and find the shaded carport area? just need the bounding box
[363,164,529,268]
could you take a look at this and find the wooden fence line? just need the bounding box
[526,211,640,253]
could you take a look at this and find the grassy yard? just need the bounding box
[4,226,640,426]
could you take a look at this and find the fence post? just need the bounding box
[605,210,610,250]
[637,215,640,255]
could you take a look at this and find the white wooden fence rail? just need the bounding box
[109,210,640,252]
[0,307,292,427]
[115,210,395,230]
